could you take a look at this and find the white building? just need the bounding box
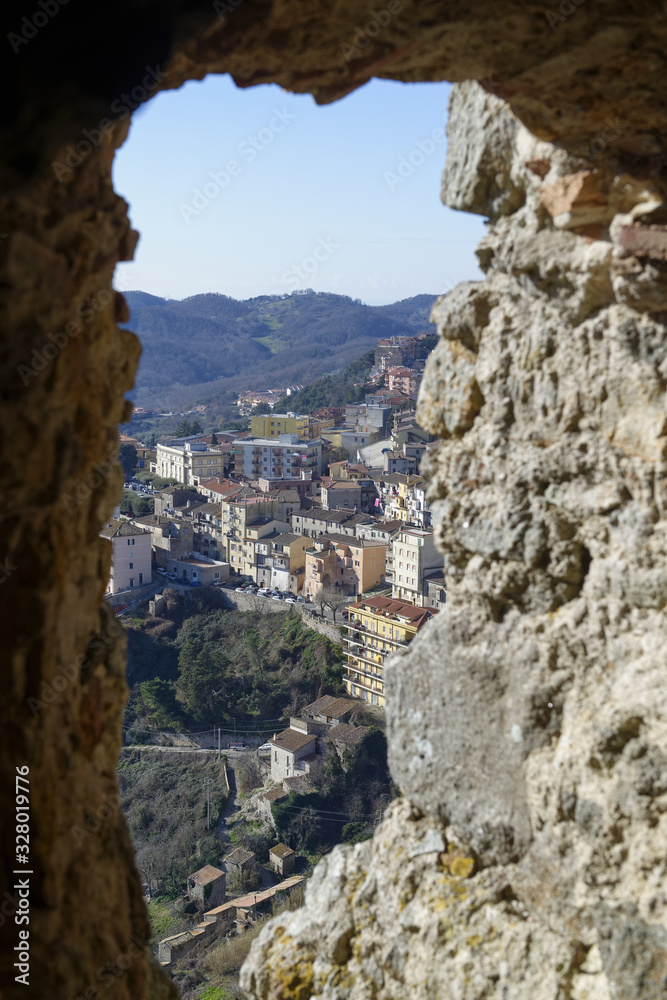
[232,434,322,480]
[101,519,152,595]
[269,728,318,782]
[156,440,226,485]
[391,527,443,607]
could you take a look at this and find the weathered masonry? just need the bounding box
[2,3,667,999]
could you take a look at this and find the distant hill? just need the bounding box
[122,290,437,412]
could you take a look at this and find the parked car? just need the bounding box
[257,743,272,753]
[228,742,248,751]
[296,595,305,603]
[235,586,245,592]
[167,573,177,581]
[272,595,282,601]
[285,597,296,604]
[157,567,167,576]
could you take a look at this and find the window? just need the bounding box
[129,578,134,587]
[129,562,133,570]
[274,751,277,762]
[139,573,143,584]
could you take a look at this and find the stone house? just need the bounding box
[187,865,226,908]
[269,728,318,782]
[302,695,356,726]
[257,786,289,828]
[269,843,296,877]
[221,847,256,885]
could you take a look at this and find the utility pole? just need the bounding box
[218,726,221,760]
[204,778,212,830]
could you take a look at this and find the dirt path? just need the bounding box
[218,763,241,844]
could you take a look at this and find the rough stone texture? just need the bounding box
[241,83,667,999]
[3,4,667,999]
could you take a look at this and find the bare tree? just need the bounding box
[312,585,328,618]
[321,584,347,622]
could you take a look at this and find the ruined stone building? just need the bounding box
[2,3,667,999]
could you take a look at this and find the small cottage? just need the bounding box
[187,864,226,908]
[221,847,256,884]
[269,843,296,877]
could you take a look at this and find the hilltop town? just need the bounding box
[104,332,444,993]
[107,332,445,709]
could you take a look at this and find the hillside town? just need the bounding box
[105,333,443,708]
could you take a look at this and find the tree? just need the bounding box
[210,431,218,445]
[312,586,328,618]
[175,418,203,437]
[119,443,138,480]
[137,679,182,729]
[322,584,347,622]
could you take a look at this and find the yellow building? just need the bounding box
[250,413,311,441]
[343,596,437,706]
[303,534,386,600]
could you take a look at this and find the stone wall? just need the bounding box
[221,590,343,644]
[240,83,667,1000]
[3,4,667,1000]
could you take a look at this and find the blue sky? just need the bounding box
[113,75,485,306]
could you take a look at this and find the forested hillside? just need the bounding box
[123,588,345,735]
[123,290,436,411]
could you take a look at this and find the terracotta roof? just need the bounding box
[204,876,305,917]
[270,728,318,753]
[317,532,385,549]
[330,724,368,747]
[261,787,289,804]
[270,843,296,859]
[222,847,255,866]
[302,694,338,715]
[272,532,300,546]
[188,864,225,886]
[303,695,355,720]
[325,481,361,491]
[349,595,438,625]
[100,518,149,539]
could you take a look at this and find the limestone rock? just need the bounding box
[242,81,667,1000]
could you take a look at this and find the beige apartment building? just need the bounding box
[221,494,299,569]
[156,440,226,485]
[101,519,152,595]
[303,534,386,599]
